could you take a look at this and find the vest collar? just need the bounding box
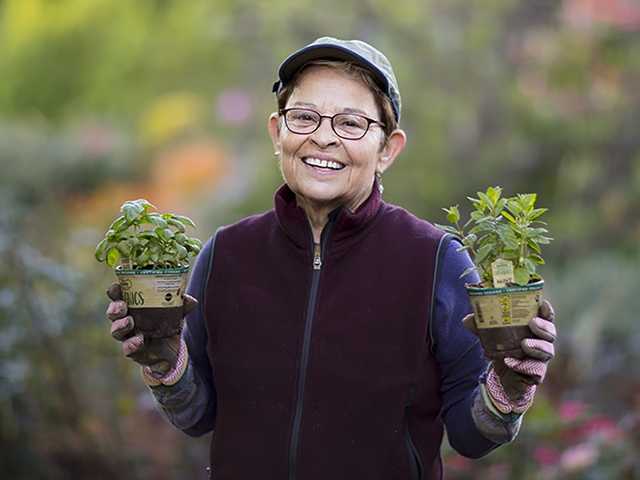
[274,179,383,249]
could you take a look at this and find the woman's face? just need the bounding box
[268,65,404,212]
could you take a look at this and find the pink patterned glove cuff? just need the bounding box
[485,367,536,415]
[141,339,189,387]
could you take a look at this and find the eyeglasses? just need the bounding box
[279,108,385,140]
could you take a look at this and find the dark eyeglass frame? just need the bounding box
[279,108,385,140]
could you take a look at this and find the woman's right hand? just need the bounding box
[105,283,197,384]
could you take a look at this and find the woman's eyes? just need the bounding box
[292,112,316,122]
[336,116,365,129]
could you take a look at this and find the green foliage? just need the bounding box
[94,199,202,269]
[437,186,552,287]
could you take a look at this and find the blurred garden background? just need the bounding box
[1,0,639,478]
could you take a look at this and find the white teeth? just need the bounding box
[303,157,345,170]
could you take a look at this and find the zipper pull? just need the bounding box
[313,243,322,270]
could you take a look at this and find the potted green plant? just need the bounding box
[95,199,202,338]
[437,186,553,359]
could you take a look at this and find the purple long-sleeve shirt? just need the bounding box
[149,235,519,457]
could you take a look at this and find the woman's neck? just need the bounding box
[297,199,334,244]
[295,186,372,244]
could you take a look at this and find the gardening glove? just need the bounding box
[106,283,198,386]
[463,299,557,415]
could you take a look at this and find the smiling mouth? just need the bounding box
[302,156,346,171]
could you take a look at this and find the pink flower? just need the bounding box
[533,446,560,466]
[580,416,624,442]
[559,400,587,422]
[216,89,253,126]
[560,443,598,472]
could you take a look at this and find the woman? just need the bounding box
[106,37,557,480]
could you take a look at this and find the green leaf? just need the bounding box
[185,238,202,254]
[106,247,121,268]
[462,233,477,246]
[94,238,109,262]
[435,224,460,236]
[506,199,522,216]
[147,214,168,229]
[466,196,482,208]
[167,218,186,232]
[527,227,549,236]
[470,211,485,221]
[486,186,502,205]
[122,202,144,222]
[501,210,517,224]
[501,248,520,261]
[137,248,151,265]
[478,191,492,208]
[529,254,545,265]
[521,193,537,212]
[443,205,460,224]
[523,258,537,273]
[527,239,542,254]
[133,199,156,213]
[117,240,131,257]
[174,214,197,229]
[529,208,548,221]
[514,267,530,286]
[108,215,128,232]
[176,244,188,259]
[496,224,518,249]
[155,227,172,242]
[459,266,477,279]
[474,243,493,266]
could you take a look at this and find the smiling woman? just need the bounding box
[104,36,558,480]
[268,63,406,242]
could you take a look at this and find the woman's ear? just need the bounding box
[268,112,281,155]
[377,128,407,174]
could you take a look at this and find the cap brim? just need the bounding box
[278,44,389,93]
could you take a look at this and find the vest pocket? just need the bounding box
[405,415,423,480]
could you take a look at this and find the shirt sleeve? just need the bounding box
[147,235,218,437]
[431,236,518,457]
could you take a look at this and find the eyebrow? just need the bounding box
[291,101,371,116]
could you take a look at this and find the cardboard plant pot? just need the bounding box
[115,266,189,338]
[466,279,544,359]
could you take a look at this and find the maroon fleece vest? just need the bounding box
[204,182,445,480]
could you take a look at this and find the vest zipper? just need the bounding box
[288,220,335,480]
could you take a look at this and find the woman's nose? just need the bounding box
[310,117,339,147]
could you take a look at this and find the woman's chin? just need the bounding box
[294,184,344,208]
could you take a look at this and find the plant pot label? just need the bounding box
[115,268,188,309]
[467,283,543,329]
[491,259,515,288]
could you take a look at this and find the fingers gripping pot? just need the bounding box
[109,266,189,338]
[466,280,544,359]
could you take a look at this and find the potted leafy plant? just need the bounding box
[95,199,202,338]
[437,186,553,359]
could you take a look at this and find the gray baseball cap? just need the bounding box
[272,36,402,122]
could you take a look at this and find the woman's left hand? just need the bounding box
[463,300,557,415]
